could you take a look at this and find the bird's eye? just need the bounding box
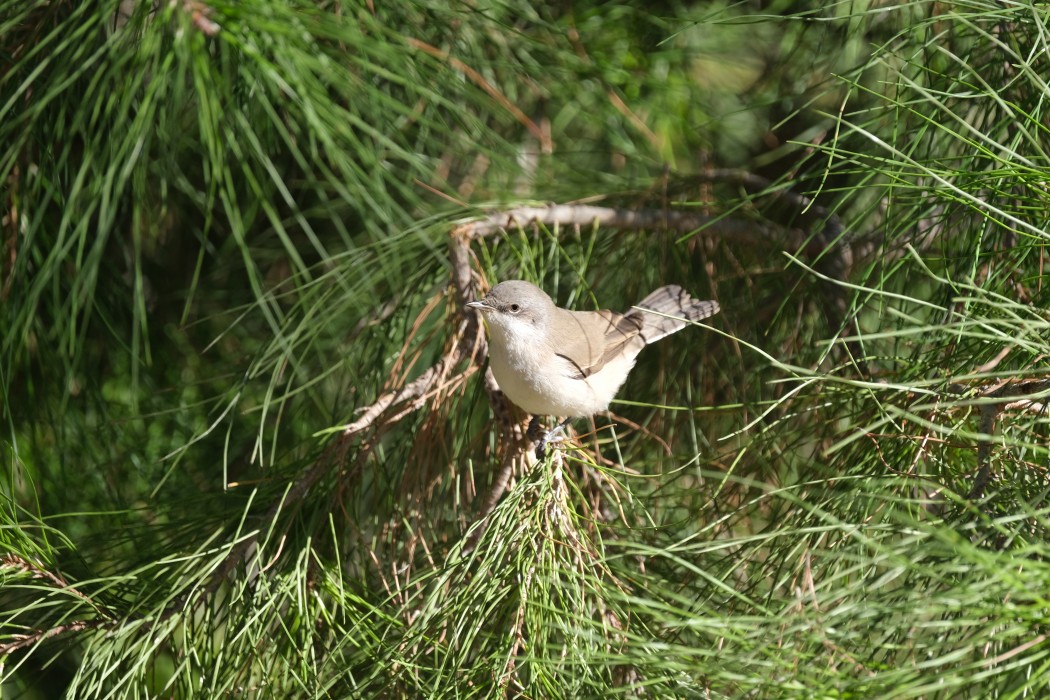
[509,303,521,313]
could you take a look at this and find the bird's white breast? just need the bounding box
[486,319,636,417]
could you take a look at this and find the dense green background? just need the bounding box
[2,1,1049,697]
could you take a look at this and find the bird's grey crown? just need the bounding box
[478,280,555,318]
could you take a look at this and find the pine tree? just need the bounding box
[3,1,1049,697]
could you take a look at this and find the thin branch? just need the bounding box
[0,554,104,610]
[981,633,1050,668]
[0,554,116,655]
[0,619,103,656]
[342,230,483,438]
[342,337,465,437]
[460,204,786,244]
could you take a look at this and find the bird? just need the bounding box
[466,280,719,457]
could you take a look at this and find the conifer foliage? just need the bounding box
[2,1,1049,697]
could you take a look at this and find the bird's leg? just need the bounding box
[526,415,545,443]
[527,415,550,459]
[533,417,573,460]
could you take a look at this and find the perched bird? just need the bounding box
[466,280,719,456]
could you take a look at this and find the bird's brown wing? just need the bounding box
[554,309,644,380]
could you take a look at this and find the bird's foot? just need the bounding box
[530,417,571,460]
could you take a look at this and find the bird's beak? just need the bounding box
[465,300,490,312]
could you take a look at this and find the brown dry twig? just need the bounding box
[0,554,116,655]
[0,619,101,656]
[459,203,782,243]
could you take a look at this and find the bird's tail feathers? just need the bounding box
[631,285,719,344]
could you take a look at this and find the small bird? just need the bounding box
[466,280,719,456]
